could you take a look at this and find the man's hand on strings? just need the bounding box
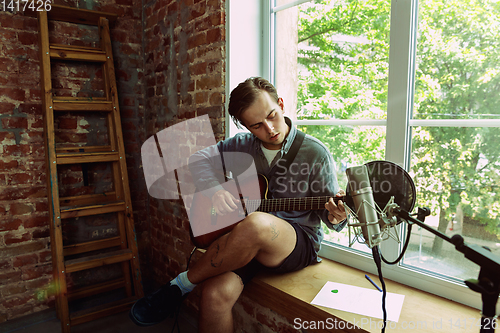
[325,189,346,224]
[212,189,239,215]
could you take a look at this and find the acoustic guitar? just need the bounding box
[189,174,344,248]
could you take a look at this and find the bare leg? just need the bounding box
[187,212,296,284]
[199,272,244,333]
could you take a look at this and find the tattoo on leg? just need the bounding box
[270,221,280,240]
[210,242,223,268]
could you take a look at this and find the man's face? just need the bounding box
[240,91,290,150]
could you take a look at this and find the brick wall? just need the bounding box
[142,0,226,286]
[0,0,145,322]
[1,0,299,331]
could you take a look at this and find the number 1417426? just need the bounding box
[1,0,51,12]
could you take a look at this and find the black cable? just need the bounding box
[372,246,387,333]
[381,223,413,265]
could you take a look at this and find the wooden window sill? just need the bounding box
[243,257,480,332]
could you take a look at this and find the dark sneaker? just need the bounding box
[129,283,186,326]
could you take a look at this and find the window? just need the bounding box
[268,0,500,310]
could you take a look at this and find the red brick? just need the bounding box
[0,102,17,115]
[0,28,17,43]
[2,116,28,129]
[17,103,41,115]
[13,253,39,267]
[207,27,224,44]
[207,0,223,10]
[0,159,18,171]
[38,250,52,263]
[0,241,46,258]
[196,76,222,90]
[0,57,17,72]
[28,116,44,129]
[0,87,25,101]
[29,88,41,101]
[190,62,207,76]
[1,294,33,308]
[35,201,48,212]
[7,172,32,185]
[17,31,39,46]
[23,215,49,229]
[0,186,46,201]
[0,259,11,270]
[18,60,39,76]
[188,32,206,50]
[32,227,50,239]
[4,231,32,245]
[4,144,31,156]
[21,131,44,144]
[56,117,77,130]
[0,218,22,232]
[10,202,34,215]
[0,130,15,143]
[21,264,51,281]
[0,284,28,297]
[189,2,206,21]
[195,91,208,104]
[209,92,222,106]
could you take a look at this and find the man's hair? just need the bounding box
[228,77,279,129]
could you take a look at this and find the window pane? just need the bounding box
[299,125,386,254]
[413,0,500,120]
[403,126,500,281]
[275,0,391,120]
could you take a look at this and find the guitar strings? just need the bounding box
[243,196,343,212]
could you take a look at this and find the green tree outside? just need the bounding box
[293,0,500,249]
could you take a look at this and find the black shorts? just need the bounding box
[233,222,316,285]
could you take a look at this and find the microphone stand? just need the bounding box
[394,207,500,333]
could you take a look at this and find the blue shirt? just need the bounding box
[189,117,346,256]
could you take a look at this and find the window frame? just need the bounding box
[227,0,490,310]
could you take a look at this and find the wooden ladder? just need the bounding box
[33,5,143,332]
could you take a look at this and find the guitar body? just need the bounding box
[190,174,268,249]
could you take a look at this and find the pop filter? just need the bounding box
[344,160,416,224]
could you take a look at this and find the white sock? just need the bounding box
[170,271,196,295]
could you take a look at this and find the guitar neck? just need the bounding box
[246,196,343,213]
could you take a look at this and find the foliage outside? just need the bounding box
[290,0,500,250]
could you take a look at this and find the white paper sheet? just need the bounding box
[311,281,405,322]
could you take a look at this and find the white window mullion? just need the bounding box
[381,0,418,263]
[263,0,273,82]
[385,0,417,169]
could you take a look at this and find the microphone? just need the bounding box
[346,165,382,248]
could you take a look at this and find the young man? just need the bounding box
[130,77,347,332]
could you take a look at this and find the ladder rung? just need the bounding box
[56,151,120,164]
[65,249,133,273]
[26,4,118,26]
[64,236,122,256]
[60,191,117,207]
[56,146,113,154]
[50,44,107,62]
[53,100,114,112]
[60,201,126,219]
[70,296,138,326]
[53,96,108,102]
[68,278,126,301]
